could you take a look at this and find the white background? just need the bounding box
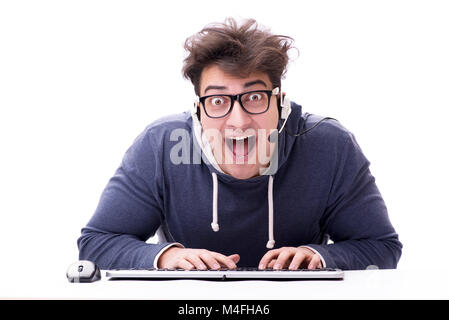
[1,0,448,285]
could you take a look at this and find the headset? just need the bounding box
[192,89,336,137]
[274,87,292,134]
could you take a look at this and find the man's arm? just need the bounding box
[304,132,403,270]
[77,128,178,269]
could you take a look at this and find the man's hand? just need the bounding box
[258,247,323,270]
[157,247,240,270]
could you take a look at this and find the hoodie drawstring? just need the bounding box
[210,172,275,249]
[211,172,219,232]
[266,175,275,249]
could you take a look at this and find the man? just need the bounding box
[77,18,402,270]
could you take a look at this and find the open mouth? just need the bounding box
[225,135,257,162]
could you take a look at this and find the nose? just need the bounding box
[225,100,252,129]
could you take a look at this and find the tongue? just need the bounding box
[233,138,248,157]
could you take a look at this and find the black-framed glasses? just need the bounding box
[198,87,279,119]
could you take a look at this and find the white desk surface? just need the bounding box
[1,268,448,300]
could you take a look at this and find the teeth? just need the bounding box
[224,134,257,158]
[228,135,255,141]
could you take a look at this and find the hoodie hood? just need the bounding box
[190,102,304,249]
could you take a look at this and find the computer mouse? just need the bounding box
[66,260,101,283]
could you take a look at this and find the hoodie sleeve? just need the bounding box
[306,132,402,270]
[77,127,180,269]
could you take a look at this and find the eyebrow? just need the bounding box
[204,79,268,94]
[204,85,227,93]
[243,80,267,88]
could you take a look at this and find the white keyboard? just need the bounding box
[105,267,344,280]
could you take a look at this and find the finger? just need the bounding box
[211,252,238,269]
[288,251,306,270]
[258,249,281,269]
[197,251,222,270]
[308,254,322,270]
[185,253,208,270]
[228,254,240,266]
[270,257,292,269]
[273,250,294,270]
[178,259,195,270]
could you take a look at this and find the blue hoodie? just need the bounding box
[77,102,402,270]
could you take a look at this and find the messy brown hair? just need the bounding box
[182,18,296,96]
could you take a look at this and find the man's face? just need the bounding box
[198,65,279,179]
